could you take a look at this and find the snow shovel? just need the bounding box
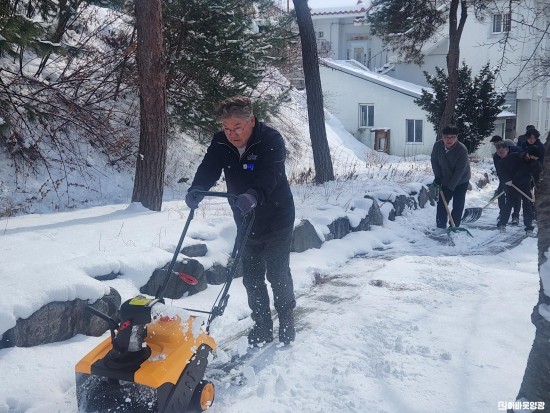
[440,190,473,237]
[462,191,505,223]
[506,181,535,202]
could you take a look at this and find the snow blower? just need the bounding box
[75,191,254,413]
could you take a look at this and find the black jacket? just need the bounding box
[190,118,294,237]
[496,152,541,192]
[492,145,522,170]
[519,139,545,164]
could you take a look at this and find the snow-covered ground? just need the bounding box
[0,88,540,412]
[0,167,540,413]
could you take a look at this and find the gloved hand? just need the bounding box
[432,178,442,191]
[185,187,205,209]
[235,192,257,214]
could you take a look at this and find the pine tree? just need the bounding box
[415,63,505,153]
[164,0,293,136]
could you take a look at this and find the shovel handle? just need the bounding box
[508,183,535,202]
[439,191,456,228]
[482,191,505,209]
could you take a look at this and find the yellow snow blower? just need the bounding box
[75,192,253,413]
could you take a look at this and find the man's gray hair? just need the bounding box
[216,96,253,120]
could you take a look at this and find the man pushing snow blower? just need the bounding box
[430,125,472,236]
[185,95,296,347]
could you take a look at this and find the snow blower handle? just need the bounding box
[156,191,239,301]
[193,190,238,203]
[85,305,120,340]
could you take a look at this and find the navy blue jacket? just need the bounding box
[492,145,522,170]
[190,118,294,237]
[519,139,545,164]
[496,152,541,192]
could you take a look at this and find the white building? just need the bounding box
[311,0,550,154]
[320,59,435,156]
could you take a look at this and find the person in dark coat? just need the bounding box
[431,125,471,229]
[517,124,535,147]
[186,96,296,346]
[496,146,542,236]
[519,128,545,165]
[491,136,521,224]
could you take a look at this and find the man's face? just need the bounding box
[222,116,255,149]
[495,145,509,158]
[442,134,458,149]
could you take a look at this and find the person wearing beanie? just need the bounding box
[496,146,541,236]
[517,125,536,147]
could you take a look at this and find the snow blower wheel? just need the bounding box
[75,191,254,413]
[189,380,215,412]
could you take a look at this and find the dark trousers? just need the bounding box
[498,186,534,231]
[436,182,469,228]
[241,225,296,325]
[496,182,520,220]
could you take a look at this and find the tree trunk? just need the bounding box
[292,0,334,184]
[438,0,467,138]
[514,149,550,408]
[131,0,167,211]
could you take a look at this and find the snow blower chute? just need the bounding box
[75,191,254,413]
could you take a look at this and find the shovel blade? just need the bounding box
[462,207,482,223]
[447,227,474,237]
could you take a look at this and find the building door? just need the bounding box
[348,41,367,66]
[374,129,390,153]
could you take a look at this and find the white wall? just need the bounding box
[313,18,390,71]
[320,66,436,156]
[380,0,550,141]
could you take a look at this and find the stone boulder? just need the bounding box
[140,259,207,299]
[181,243,207,257]
[0,287,121,349]
[326,216,351,241]
[417,186,431,208]
[204,259,244,285]
[291,220,323,252]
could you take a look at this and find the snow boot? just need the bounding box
[278,312,295,345]
[248,319,273,346]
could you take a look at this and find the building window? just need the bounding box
[492,13,511,33]
[406,119,423,143]
[359,104,374,128]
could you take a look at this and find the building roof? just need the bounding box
[320,58,431,98]
[311,1,369,18]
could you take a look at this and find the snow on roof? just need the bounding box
[311,1,369,17]
[497,110,516,118]
[320,58,431,98]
